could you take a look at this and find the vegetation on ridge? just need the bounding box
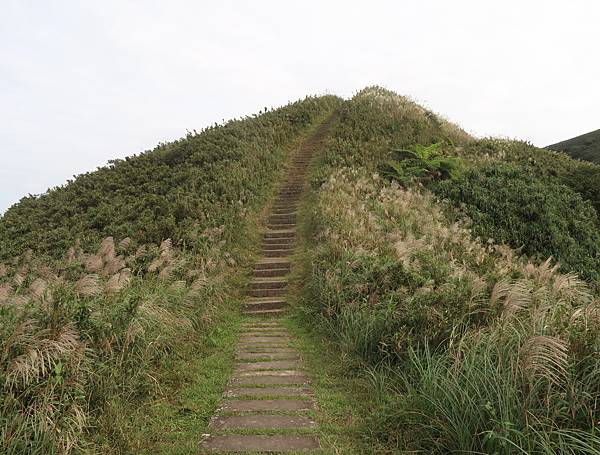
[547,128,600,164]
[301,87,600,453]
[0,95,341,454]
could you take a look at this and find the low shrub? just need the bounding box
[435,163,600,282]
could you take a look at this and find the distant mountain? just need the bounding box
[547,128,600,163]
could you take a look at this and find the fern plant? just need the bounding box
[380,142,462,185]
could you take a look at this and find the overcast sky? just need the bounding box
[1,1,599,213]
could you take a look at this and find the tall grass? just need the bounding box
[302,88,600,453]
[0,96,342,453]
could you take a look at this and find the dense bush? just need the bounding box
[0,96,341,260]
[548,128,600,164]
[435,163,600,282]
[455,138,600,221]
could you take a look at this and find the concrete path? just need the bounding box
[200,119,333,453]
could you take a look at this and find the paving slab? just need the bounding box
[235,370,304,377]
[236,352,300,361]
[200,434,319,452]
[224,387,313,398]
[235,360,300,371]
[230,374,309,386]
[220,399,315,412]
[210,414,317,430]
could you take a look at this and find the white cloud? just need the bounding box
[1,0,599,212]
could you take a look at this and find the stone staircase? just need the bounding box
[199,118,333,453]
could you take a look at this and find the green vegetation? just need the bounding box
[0,95,341,454]
[380,142,462,185]
[3,84,600,454]
[548,128,600,164]
[436,162,600,281]
[301,87,600,453]
[0,98,339,260]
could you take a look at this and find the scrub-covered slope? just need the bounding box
[0,95,341,454]
[548,128,600,164]
[302,87,600,454]
[0,97,339,260]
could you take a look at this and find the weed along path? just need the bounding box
[199,119,333,453]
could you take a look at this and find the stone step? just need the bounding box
[262,244,294,252]
[247,288,286,298]
[238,332,291,338]
[224,386,312,397]
[263,249,293,258]
[200,434,320,452]
[243,299,286,311]
[249,280,287,290]
[220,399,315,412]
[253,260,290,270]
[263,231,295,239]
[267,223,296,230]
[236,346,297,354]
[235,360,300,371]
[252,268,289,278]
[263,236,295,245]
[240,322,283,327]
[243,308,286,317]
[271,209,297,216]
[236,351,299,361]
[230,374,309,386]
[239,336,291,344]
[269,215,296,223]
[209,414,317,430]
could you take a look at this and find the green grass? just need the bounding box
[114,297,242,455]
[547,128,600,164]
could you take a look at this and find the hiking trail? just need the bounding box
[199,118,334,453]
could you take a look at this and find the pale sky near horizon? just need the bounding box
[1,1,599,213]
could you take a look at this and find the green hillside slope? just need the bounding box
[0,95,341,454]
[547,128,600,163]
[2,87,600,454]
[302,87,600,454]
[0,97,339,260]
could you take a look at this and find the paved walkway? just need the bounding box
[200,119,333,453]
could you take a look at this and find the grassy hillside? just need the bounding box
[547,128,600,164]
[3,86,600,454]
[0,95,341,454]
[301,87,600,453]
[0,98,340,260]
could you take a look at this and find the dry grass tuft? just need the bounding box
[104,255,126,276]
[118,237,132,251]
[75,274,102,297]
[6,323,83,388]
[13,271,25,287]
[519,335,568,385]
[0,283,11,302]
[29,278,48,301]
[99,237,115,258]
[84,254,104,273]
[106,269,131,294]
